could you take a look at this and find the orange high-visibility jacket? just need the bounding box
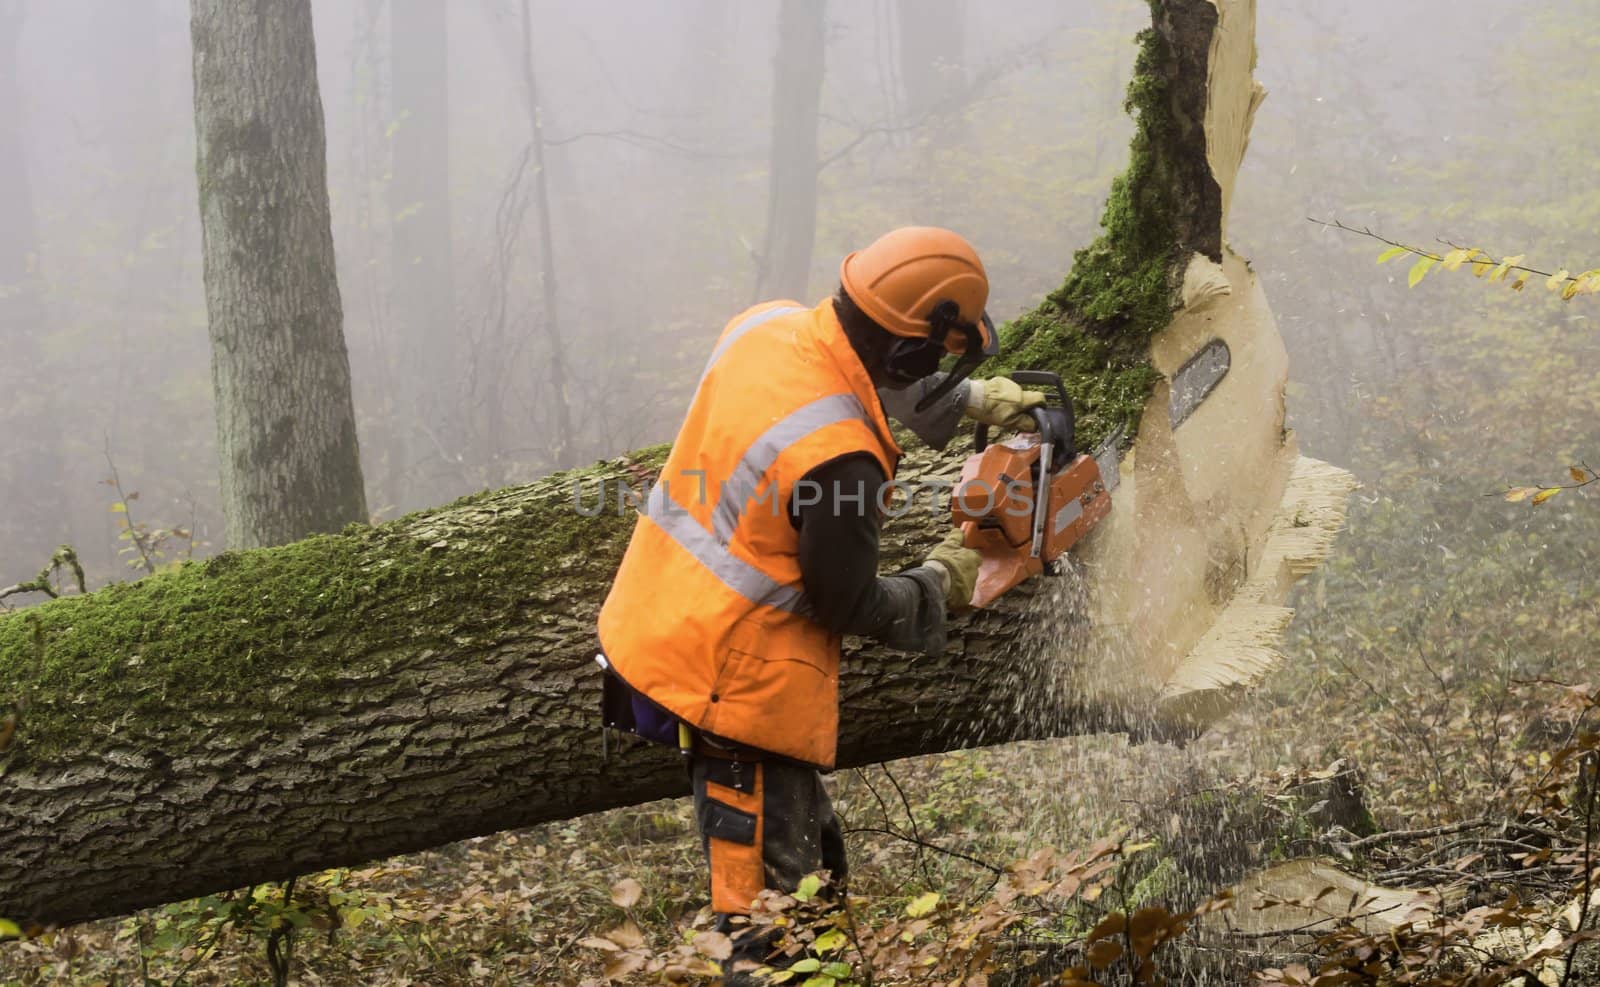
[598,299,903,767]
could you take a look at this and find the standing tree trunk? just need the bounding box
[896,0,965,125]
[752,0,826,303]
[0,0,1352,929]
[0,2,66,579]
[191,0,368,549]
[515,0,575,470]
[388,0,454,486]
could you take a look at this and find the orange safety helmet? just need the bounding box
[840,226,1000,412]
[839,226,994,354]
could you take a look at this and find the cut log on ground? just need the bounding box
[0,0,1351,927]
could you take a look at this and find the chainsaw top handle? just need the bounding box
[972,371,1077,467]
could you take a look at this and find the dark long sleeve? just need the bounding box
[875,374,971,451]
[791,453,948,655]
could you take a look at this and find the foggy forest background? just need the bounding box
[2,0,1599,982]
[6,0,1591,585]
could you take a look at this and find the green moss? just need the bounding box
[985,5,1180,449]
[1050,17,1181,343]
[0,451,666,767]
[1127,855,1184,909]
[990,301,1162,449]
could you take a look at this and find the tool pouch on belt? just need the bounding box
[600,663,681,748]
[696,750,766,915]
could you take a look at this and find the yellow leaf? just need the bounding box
[1408,256,1436,288]
[905,891,941,918]
[1547,269,1572,291]
[813,928,847,952]
[1532,487,1562,506]
[1573,467,1590,484]
[1440,248,1472,271]
[1504,487,1536,502]
[1472,260,1493,277]
[1376,245,1410,264]
[1511,273,1530,291]
[1563,279,1582,300]
[1489,260,1513,282]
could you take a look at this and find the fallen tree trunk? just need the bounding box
[0,0,1348,927]
[0,460,1105,927]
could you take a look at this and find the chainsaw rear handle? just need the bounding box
[973,371,1077,466]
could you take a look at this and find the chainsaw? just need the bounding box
[950,371,1119,608]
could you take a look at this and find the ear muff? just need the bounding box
[882,300,964,385]
[905,303,997,412]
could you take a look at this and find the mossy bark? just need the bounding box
[991,0,1223,449]
[0,449,1111,926]
[2,0,1238,927]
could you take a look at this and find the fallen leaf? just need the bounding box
[692,930,732,961]
[577,936,620,952]
[604,920,645,950]
[602,951,646,981]
[610,878,643,909]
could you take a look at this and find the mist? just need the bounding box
[6,0,1587,586]
[5,0,1600,981]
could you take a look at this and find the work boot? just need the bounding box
[715,920,779,985]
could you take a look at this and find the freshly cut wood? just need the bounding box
[0,0,1348,927]
[1203,859,1446,937]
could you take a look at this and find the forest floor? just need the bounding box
[4,491,1599,985]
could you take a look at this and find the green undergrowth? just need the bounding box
[0,450,666,767]
[986,5,1181,449]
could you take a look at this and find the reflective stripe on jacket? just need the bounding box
[598,299,902,767]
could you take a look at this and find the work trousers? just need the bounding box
[690,745,846,977]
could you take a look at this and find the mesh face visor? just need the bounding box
[912,312,999,413]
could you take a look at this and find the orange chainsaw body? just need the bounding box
[951,432,1112,609]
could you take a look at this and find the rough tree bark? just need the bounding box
[0,0,1349,928]
[751,0,826,303]
[192,0,368,550]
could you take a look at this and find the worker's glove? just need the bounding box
[965,377,1047,431]
[924,528,980,611]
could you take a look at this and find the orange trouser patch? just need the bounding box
[704,763,765,914]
